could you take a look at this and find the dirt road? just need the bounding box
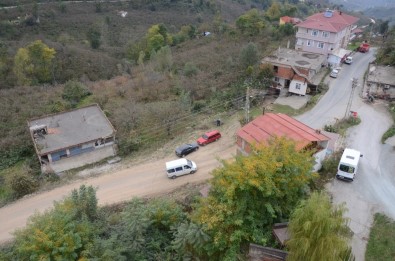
[0,120,240,243]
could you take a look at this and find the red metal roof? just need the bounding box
[296,10,359,33]
[236,113,329,150]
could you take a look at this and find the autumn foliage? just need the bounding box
[192,137,315,260]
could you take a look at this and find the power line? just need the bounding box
[135,95,246,138]
[133,95,247,144]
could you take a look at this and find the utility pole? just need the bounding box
[245,85,250,124]
[344,78,358,119]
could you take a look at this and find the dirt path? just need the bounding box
[0,116,240,243]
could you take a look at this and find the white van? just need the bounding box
[336,148,362,181]
[165,158,197,179]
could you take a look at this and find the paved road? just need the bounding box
[297,49,395,261]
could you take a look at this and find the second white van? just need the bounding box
[165,158,197,179]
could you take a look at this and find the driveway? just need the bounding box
[297,49,395,261]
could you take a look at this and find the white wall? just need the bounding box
[289,80,307,95]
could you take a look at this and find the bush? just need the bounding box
[7,171,38,199]
[184,62,198,77]
[62,80,91,106]
[381,125,395,144]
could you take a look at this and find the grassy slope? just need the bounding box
[365,213,395,261]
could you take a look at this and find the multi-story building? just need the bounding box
[295,9,358,66]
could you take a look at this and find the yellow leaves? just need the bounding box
[13,40,56,85]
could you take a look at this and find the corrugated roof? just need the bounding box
[237,113,329,150]
[296,10,359,33]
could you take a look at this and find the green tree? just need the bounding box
[286,192,353,261]
[87,27,101,49]
[258,63,274,88]
[376,26,395,65]
[236,9,265,36]
[115,198,186,259]
[240,42,259,68]
[13,40,55,85]
[146,24,172,54]
[62,80,91,106]
[153,45,173,72]
[266,2,281,21]
[172,222,211,259]
[13,185,98,260]
[192,137,315,260]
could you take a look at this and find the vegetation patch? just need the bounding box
[324,116,361,136]
[381,103,395,143]
[366,213,395,261]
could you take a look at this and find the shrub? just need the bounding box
[184,62,198,77]
[87,28,101,49]
[62,80,91,106]
[7,171,38,199]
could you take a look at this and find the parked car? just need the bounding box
[175,143,199,157]
[330,69,339,78]
[344,56,353,64]
[197,130,221,146]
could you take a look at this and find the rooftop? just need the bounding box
[237,113,329,150]
[28,104,115,155]
[296,10,359,33]
[367,65,395,86]
[262,48,326,70]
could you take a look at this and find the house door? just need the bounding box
[285,79,291,88]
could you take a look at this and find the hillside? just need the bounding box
[0,0,322,204]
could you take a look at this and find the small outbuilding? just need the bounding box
[28,104,117,173]
[366,64,395,100]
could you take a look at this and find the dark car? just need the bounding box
[175,143,199,157]
[197,130,221,146]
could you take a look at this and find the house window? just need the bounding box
[312,30,318,36]
[307,40,312,46]
[296,39,303,45]
[274,77,279,82]
[322,31,329,37]
[295,83,301,90]
[317,42,324,49]
[273,66,278,73]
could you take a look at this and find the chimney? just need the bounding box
[339,11,342,15]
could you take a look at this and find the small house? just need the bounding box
[262,48,326,95]
[236,113,330,171]
[28,104,117,173]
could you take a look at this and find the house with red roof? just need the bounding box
[279,16,301,25]
[236,113,330,171]
[294,9,358,66]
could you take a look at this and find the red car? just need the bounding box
[197,130,221,146]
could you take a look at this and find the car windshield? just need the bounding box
[186,159,193,167]
[202,134,208,140]
[339,164,355,173]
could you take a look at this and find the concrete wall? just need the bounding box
[42,144,116,173]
